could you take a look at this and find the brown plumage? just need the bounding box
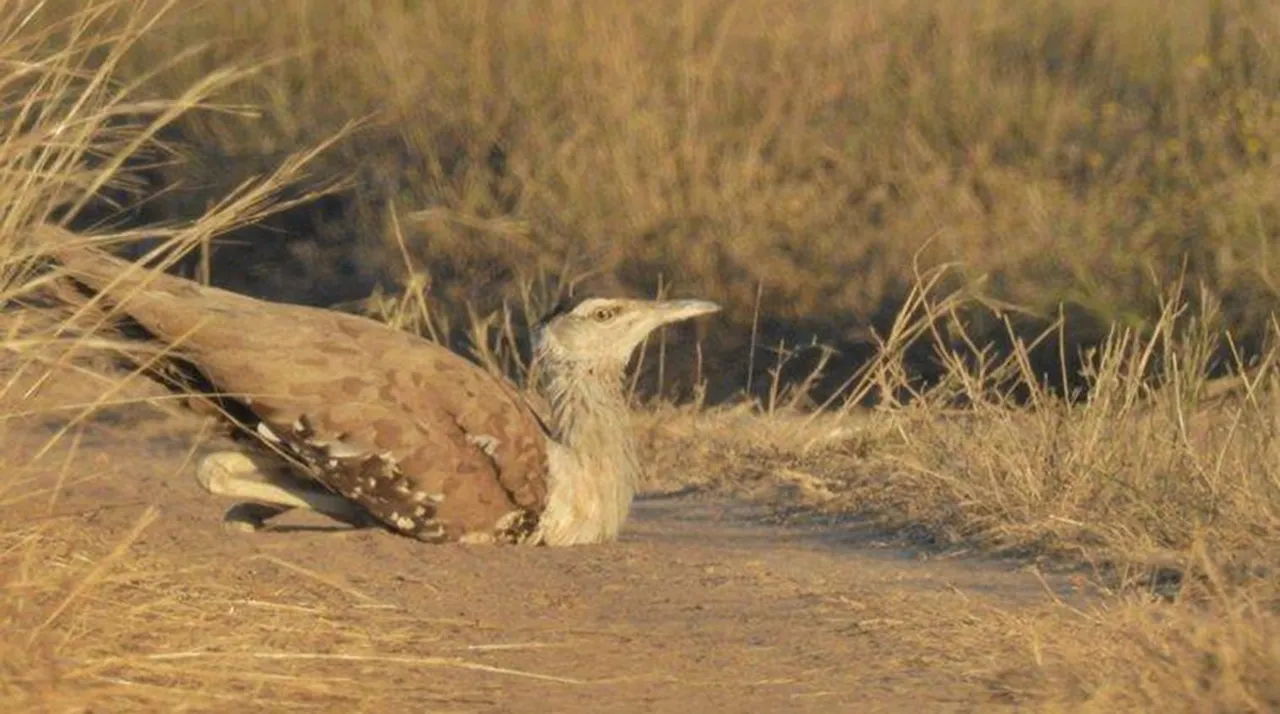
[41,230,719,545]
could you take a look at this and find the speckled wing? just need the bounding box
[47,236,550,542]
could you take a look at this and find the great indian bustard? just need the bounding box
[41,229,719,545]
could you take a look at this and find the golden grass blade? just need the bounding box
[246,554,383,606]
[128,651,586,685]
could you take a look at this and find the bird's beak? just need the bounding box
[652,299,722,325]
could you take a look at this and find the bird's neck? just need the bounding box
[535,360,640,545]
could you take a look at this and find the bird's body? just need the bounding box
[43,231,718,545]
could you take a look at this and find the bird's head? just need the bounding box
[533,296,721,370]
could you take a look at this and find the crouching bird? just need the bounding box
[40,229,719,545]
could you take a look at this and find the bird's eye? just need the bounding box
[591,307,618,321]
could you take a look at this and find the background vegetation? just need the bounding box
[47,0,1280,401]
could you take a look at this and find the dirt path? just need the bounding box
[4,373,1066,712]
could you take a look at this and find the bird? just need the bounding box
[38,228,720,545]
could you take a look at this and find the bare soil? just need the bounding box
[3,365,1076,713]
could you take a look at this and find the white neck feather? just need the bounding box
[534,360,639,546]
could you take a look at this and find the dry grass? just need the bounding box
[1,0,1278,711]
[2,517,589,711]
[1025,573,1279,712]
[57,0,1280,397]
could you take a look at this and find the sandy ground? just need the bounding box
[2,364,1076,713]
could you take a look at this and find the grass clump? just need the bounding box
[0,6,338,705]
[876,286,1280,575]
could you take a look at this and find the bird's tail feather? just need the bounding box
[31,223,194,305]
